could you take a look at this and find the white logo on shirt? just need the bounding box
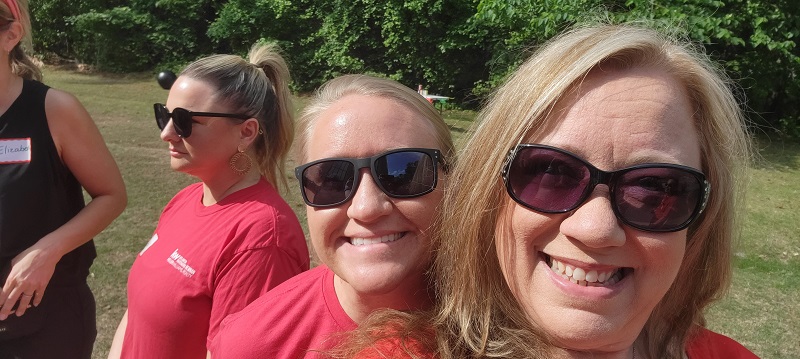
[167,249,196,278]
[0,138,32,164]
[139,233,158,256]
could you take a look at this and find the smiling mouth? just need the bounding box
[544,253,632,287]
[349,232,405,246]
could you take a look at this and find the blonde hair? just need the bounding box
[2,0,42,81]
[309,74,456,359]
[432,23,751,358]
[295,74,455,165]
[180,42,294,189]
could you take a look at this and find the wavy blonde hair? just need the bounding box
[431,23,751,358]
[2,0,41,81]
[180,42,294,188]
[337,23,750,359]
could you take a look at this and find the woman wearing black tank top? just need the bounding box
[0,0,127,357]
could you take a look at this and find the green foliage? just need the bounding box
[29,0,100,58]
[208,0,315,89]
[68,7,152,72]
[467,0,600,98]
[617,0,800,138]
[29,0,800,137]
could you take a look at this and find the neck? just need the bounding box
[201,169,261,206]
[1,70,22,113]
[558,346,637,359]
[332,273,432,323]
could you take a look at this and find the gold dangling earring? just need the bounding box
[229,149,253,175]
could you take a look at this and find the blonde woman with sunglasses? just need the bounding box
[108,44,309,359]
[211,74,455,358]
[0,0,126,357]
[342,23,758,359]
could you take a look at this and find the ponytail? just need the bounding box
[248,43,294,190]
[180,43,294,189]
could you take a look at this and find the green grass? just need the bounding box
[39,67,798,358]
[703,139,800,358]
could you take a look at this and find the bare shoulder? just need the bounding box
[43,87,100,156]
[44,87,89,118]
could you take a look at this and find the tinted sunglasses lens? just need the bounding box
[154,104,169,130]
[508,147,591,212]
[374,151,436,197]
[301,160,356,206]
[170,108,191,137]
[614,167,703,231]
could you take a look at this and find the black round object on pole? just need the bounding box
[157,70,177,90]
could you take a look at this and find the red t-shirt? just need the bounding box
[211,265,357,358]
[354,327,759,359]
[687,327,759,358]
[121,179,309,358]
[355,336,435,359]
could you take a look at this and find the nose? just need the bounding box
[559,186,626,248]
[346,168,393,222]
[160,119,180,142]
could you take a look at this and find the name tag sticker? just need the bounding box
[0,138,32,164]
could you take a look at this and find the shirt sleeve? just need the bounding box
[206,245,305,348]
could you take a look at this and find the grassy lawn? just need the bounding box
[39,67,797,358]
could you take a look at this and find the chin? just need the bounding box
[534,310,638,353]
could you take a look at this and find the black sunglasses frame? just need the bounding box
[154,103,250,138]
[501,144,711,232]
[295,148,447,208]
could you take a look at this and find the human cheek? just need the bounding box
[638,231,686,284]
[509,205,555,256]
[501,205,561,293]
[306,207,347,260]
[404,191,442,234]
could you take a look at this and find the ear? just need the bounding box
[237,118,260,149]
[1,21,23,53]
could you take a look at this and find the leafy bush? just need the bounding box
[68,7,152,72]
[29,0,800,137]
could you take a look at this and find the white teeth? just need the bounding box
[585,270,598,283]
[597,271,607,282]
[350,233,403,246]
[548,257,623,286]
[572,267,586,281]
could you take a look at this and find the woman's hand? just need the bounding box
[0,245,59,320]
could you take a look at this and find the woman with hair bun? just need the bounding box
[108,43,309,358]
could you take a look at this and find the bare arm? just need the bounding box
[0,89,127,318]
[108,309,129,359]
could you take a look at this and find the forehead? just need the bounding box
[306,94,441,160]
[535,66,701,169]
[165,77,220,111]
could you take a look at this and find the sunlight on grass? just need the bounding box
[41,68,797,359]
[704,138,800,357]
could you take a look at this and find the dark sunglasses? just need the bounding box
[501,144,710,232]
[295,148,447,208]
[153,103,250,138]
